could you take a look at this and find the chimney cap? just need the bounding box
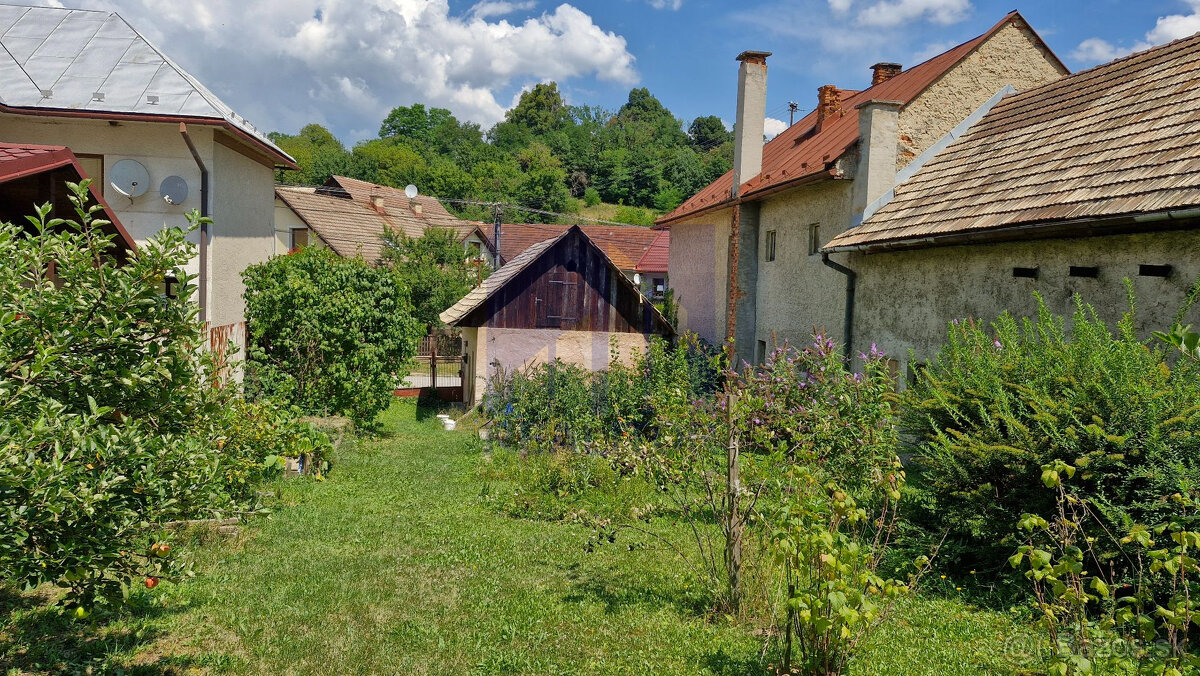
[870,61,902,69]
[854,99,905,110]
[736,50,772,63]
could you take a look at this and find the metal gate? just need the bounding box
[400,333,463,400]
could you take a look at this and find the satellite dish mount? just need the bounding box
[110,159,150,203]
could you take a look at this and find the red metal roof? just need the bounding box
[635,230,669,274]
[484,223,661,270]
[657,11,1058,226]
[0,141,135,253]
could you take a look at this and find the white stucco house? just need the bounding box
[0,4,296,359]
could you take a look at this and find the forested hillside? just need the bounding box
[268,83,733,224]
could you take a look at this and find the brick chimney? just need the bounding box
[370,195,386,215]
[870,62,903,86]
[731,50,771,197]
[411,199,423,216]
[816,84,841,131]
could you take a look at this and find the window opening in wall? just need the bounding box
[756,340,767,364]
[159,275,179,299]
[652,277,666,299]
[808,223,821,256]
[764,230,776,262]
[907,361,926,387]
[1012,266,1039,279]
[1069,265,1099,278]
[1139,264,1172,278]
[289,227,309,252]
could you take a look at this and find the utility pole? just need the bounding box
[492,203,503,269]
[788,101,799,126]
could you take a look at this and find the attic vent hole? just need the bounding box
[1069,266,1099,278]
[1012,266,1038,279]
[1139,264,1172,278]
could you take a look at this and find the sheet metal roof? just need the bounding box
[0,4,292,166]
[825,30,1200,252]
[484,222,661,269]
[657,11,1058,226]
[0,140,134,252]
[636,230,669,274]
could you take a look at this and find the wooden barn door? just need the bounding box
[538,271,580,328]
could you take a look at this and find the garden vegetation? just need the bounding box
[0,184,331,614]
[481,294,1200,673]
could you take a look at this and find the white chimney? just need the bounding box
[731,50,771,198]
[851,99,903,219]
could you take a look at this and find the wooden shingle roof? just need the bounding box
[826,30,1200,252]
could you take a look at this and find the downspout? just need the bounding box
[821,252,856,358]
[179,123,210,324]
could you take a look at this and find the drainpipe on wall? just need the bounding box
[821,253,856,359]
[179,123,210,324]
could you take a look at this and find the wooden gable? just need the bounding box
[458,227,672,335]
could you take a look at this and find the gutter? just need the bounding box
[179,123,210,324]
[821,253,856,358]
[654,169,837,227]
[824,207,1200,254]
[0,103,297,170]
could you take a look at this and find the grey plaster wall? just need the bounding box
[853,230,1200,377]
[755,180,855,351]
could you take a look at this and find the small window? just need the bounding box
[808,223,821,256]
[159,275,179,300]
[652,277,666,299]
[764,230,776,262]
[756,340,767,364]
[289,228,309,251]
[907,361,927,387]
[1069,265,1099,278]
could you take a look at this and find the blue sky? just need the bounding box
[64,0,1200,143]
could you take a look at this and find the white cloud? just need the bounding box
[1072,0,1200,65]
[470,1,538,19]
[764,117,788,140]
[828,0,853,13]
[55,0,636,141]
[856,0,971,28]
[647,0,683,9]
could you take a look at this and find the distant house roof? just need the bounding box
[275,176,491,263]
[484,222,661,269]
[0,141,134,255]
[440,225,673,334]
[825,31,1200,252]
[0,5,294,168]
[656,10,1064,226]
[636,230,669,274]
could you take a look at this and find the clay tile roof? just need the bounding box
[484,222,660,268]
[277,176,492,263]
[636,230,669,274]
[0,5,293,168]
[657,10,1056,227]
[825,31,1200,252]
[275,186,392,262]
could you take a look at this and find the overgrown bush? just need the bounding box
[482,334,719,452]
[0,185,317,612]
[243,246,423,427]
[903,295,1200,579]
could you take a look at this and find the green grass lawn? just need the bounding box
[1,400,1042,675]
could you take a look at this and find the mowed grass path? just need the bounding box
[4,399,1040,674]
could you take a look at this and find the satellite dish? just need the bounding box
[404,184,418,199]
[110,159,150,200]
[159,176,189,206]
